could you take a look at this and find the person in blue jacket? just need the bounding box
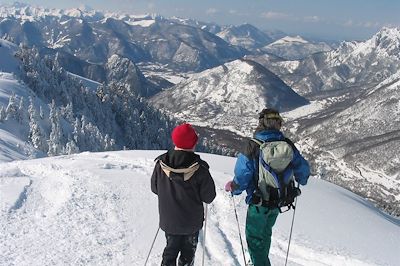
[225,108,310,266]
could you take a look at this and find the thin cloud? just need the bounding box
[342,19,381,28]
[343,19,354,27]
[304,15,321,23]
[261,11,291,20]
[206,8,218,15]
[228,10,249,17]
[360,21,381,28]
[261,12,321,23]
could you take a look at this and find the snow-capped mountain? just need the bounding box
[264,27,400,96]
[105,54,160,97]
[262,35,332,60]
[287,70,400,216]
[169,16,222,34]
[46,49,162,97]
[150,59,308,136]
[1,150,399,265]
[0,3,245,72]
[216,23,274,51]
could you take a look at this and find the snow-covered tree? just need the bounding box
[29,118,45,150]
[17,46,176,154]
[65,138,79,155]
[5,94,18,121]
[28,97,47,151]
[47,100,64,156]
[61,102,74,123]
[0,105,5,122]
[15,96,25,123]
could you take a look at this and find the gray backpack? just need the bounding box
[252,138,300,211]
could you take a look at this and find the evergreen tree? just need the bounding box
[16,46,176,154]
[65,138,79,155]
[72,117,82,147]
[0,105,5,122]
[47,100,64,156]
[62,102,74,123]
[16,96,25,123]
[5,94,18,121]
[104,134,115,151]
[28,97,46,151]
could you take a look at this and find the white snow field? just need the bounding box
[0,150,399,266]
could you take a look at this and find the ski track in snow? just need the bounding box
[1,162,128,265]
[0,151,398,266]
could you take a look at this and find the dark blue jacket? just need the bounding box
[232,129,310,204]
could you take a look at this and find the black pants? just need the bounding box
[161,231,199,266]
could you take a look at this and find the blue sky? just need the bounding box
[4,0,400,41]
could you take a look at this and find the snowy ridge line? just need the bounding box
[1,150,399,266]
[1,3,178,27]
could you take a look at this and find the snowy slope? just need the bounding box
[67,72,101,91]
[0,39,19,73]
[288,70,400,216]
[262,36,332,60]
[216,23,274,50]
[0,72,48,161]
[0,39,48,161]
[0,150,399,266]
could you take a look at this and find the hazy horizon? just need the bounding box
[2,0,400,41]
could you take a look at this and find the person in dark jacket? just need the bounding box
[151,123,216,266]
[225,108,310,266]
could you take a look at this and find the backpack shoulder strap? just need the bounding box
[283,137,297,152]
[248,138,263,189]
[250,138,264,147]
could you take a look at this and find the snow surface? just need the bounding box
[0,40,49,162]
[0,40,19,73]
[0,72,39,162]
[67,72,101,91]
[124,19,155,27]
[271,36,309,45]
[282,95,348,121]
[0,150,399,266]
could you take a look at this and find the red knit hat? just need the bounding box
[171,123,198,149]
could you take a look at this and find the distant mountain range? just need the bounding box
[0,3,334,76]
[0,3,245,73]
[250,27,400,98]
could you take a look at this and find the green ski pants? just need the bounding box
[245,205,279,266]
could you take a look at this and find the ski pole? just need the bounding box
[144,226,160,266]
[202,204,208,266]
[232,195,247,266]
[285,195,298,266]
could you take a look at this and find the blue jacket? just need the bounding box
[232,129,310,204]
